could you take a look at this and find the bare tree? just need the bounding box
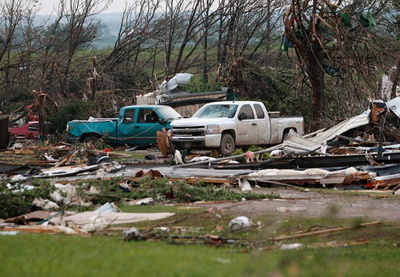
[101,0,162,71]
[57,0,110,97]
[174,0,223,75]
[213,0,286,80]
[283,0,393,129]
[0,0,40,92]
[162,0,187,77]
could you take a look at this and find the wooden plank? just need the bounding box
[0,117,9,149]
[167,177,236,184]
[269,221,381,242]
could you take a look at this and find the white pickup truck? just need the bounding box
[170,101,304,155]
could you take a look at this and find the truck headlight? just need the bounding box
[206,124,220,134]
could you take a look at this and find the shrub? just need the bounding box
[46,101,96,134]
[187,79,221,93]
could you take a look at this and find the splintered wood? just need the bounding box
[157,129,170,158]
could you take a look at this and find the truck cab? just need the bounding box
[115,105,180,145]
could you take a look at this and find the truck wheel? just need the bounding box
[83,136,99,143]
[219,134,235,156]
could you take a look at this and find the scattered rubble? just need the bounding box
[2,97,400,253]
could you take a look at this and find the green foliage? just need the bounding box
[0,180,54,218]
[187,79,221,93]
[231,146,270,160]
[0,88,34,114]
[171,181,277,202]
[231,148,244,157]
[46,101,96,133]
[247,145,270,159]
[80,177,278,205]
[114,69,150,90]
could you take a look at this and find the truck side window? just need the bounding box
[147,111,159,123]
[238,104,254,120]
[138,109,159,123]
[123,109,135,123]
[254,104,265,119]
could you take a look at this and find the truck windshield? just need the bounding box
[193,104,238,118]
[158,107,183,120]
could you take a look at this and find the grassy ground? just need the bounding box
[1,229,399,276]
[1,204,400,276]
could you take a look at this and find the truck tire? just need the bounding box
[83,136,99,143]
[219,134,235,156]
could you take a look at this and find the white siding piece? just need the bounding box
[386,97,400,118]
[245,168,330,181]
[372,172,400,182]
[136,92,158,105]
[50,212,175,226]
[319,167,358,185]
[242,167,362,185]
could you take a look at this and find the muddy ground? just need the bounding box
[193,187,400,222]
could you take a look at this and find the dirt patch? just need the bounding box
[193,187,400,222]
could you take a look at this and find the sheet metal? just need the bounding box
[386,97,400,118]
[282,111,370,153]
[312,111,370,142]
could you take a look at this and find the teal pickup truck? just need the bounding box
[67,105,182,145]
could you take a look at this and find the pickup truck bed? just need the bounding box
[67,119,118,142]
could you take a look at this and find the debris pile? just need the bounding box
[2,97,400,246]
[166,97,400,192]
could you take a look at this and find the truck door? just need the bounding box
[117,108,138,144]
[236,104,258,145]
[134,108,165,144]
[253,103,270,144]
[118,108,165,145]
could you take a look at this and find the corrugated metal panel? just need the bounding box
[283,130,323,153]
[283,111,370,153]
[312,111,370,143]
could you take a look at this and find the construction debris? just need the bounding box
[2,97,400,250]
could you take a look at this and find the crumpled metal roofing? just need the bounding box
[282,110,371,153]
[386,96,400,118]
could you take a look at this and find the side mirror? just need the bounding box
[159,118,167,124]
[238,113,247,121]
